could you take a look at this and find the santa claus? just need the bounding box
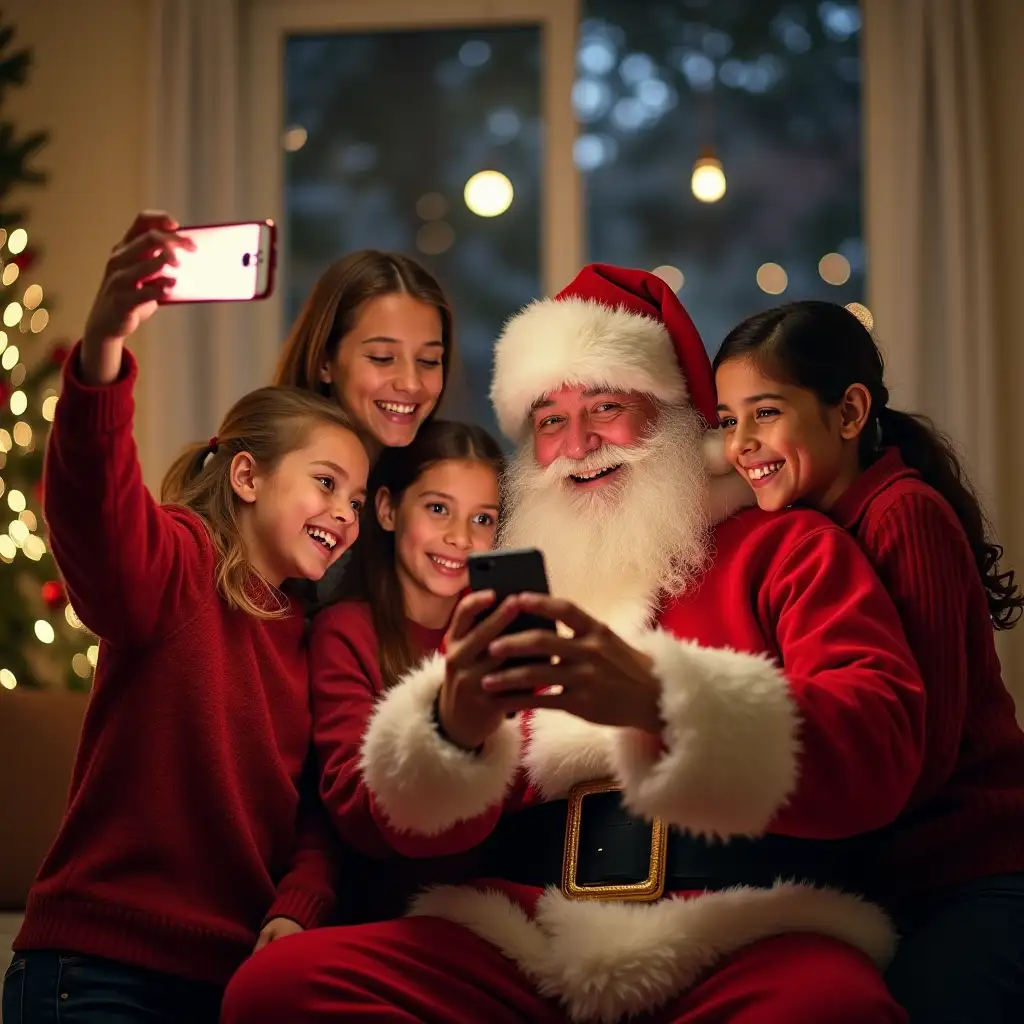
[220,266,925,1023]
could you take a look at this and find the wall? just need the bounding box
[4,0,152,455]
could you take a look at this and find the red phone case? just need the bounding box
[157,219,277,304]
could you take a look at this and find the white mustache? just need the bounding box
[538,436,658,484]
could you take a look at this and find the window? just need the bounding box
[248,0,862,438]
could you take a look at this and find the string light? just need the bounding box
[0,536,14,562]
[29,309,48,333]
[7,228,27,255]
[41,395,58,420]
[818,253,851,286]
[22,535,45,560]
[71,654,91,679]
[34,620,55,644]
[8,519,28,545]
[86,645,99,667]
[18,509,36,531]
[7,488,25,513]
[0,668,16,690]
[1,263,17,286]
[1,345,17,369]
[23,284,42,309]
[3,301,22,327]
[756,262,788,295]
[12,422,32,447]
[0,429,12,452]
[10,390,26,416]
[65,604,84,630]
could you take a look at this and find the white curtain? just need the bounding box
[863,0,1020,695]
[138,0,263,488]
[863,0,997,519]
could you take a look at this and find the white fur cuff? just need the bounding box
[360,653,523,836]
[612,631,800,838]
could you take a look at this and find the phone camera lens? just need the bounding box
[241,253,252,267]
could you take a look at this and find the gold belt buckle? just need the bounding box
[560,777,667,901]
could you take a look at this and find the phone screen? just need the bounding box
[161,222,274,303]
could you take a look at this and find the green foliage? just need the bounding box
[0,17,95,691]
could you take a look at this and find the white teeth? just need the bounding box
[747,462,784,481]
[429,555,465,570]
[377,401,416,415]
[306,526,337,550]
[570,465,620,482]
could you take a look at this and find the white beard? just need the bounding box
[499,404,711,634]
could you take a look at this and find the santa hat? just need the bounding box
[490,264,720,442]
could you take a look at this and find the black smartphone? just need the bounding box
[467,548,557,669]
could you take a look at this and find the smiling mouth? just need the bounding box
[428,554,466,574]
[568,464,622,485]
[745,461,785,484]
[306,526,339,553]
[375,401,417,419]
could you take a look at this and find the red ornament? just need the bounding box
[41,580,66,609]
[51,345,70,366]
[11,248,36,272]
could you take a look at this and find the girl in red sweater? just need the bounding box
[713,300,1024,1023]
[2,213,369,1024]
[306,420,502,917]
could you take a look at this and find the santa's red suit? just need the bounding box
[221,267,922,1023]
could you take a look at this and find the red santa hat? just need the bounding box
[490,264,720,443]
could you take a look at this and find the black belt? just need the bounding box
[479,786,875,899]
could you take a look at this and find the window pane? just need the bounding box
[579,0,863,354]
[284,27,542,437]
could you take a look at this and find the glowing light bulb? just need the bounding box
[464,170,514,217]
[691,155,727,203]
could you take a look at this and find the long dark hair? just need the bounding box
[714,300,1022,629]
[338,420,504,686]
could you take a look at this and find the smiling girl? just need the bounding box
[3,213,369,1024]
[304,421,502,890]
[274,251,452,457]
[713,299,1024,1023]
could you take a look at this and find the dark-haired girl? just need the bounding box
[305,420,502,910]
[714,299,1024,1023]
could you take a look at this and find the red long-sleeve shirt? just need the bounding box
[14,345,339,985]
[830,447,1024,893]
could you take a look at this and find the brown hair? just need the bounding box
[161,387,361,619]
[337,420,504,688]
[274,250,454,417]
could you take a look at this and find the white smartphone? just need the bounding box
[159,220,277,303]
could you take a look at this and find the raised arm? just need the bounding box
[44,214,207,646]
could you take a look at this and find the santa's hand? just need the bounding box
[482,594,663,734]
[438,590,526,751]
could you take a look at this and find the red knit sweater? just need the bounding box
[14,346,340,985]
[830,447,1024,893]
[309,601,446,857]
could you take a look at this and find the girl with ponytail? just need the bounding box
[713,299,1024,1022]
[4,212,369,1024]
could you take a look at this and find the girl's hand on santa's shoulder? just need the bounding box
[252,916,304,954]
[481,594,664,735]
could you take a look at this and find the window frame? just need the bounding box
[242,0,582,367]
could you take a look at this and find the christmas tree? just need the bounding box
[0,18,96,691]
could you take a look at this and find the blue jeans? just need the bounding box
[2,951,222,1024]
[886,873,1024,1022]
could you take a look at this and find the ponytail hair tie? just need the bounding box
[208,436,219,454]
